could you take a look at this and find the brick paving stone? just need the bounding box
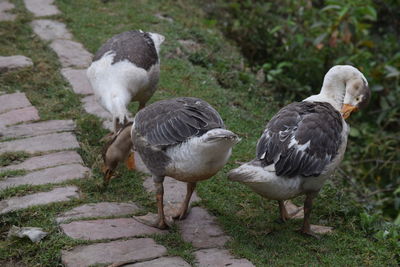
[0,1,16,21]
[0,93,31,114]
[144,176,201,203]
[60,217,166,241]
[31,19,72,41]
[80,95,114,130]
[61,68,93,95]
[0,55,33,73]
[0,106,40,127]
[0,186,80,214]
[23,0,60,17]
[0,151,83,172]
[143,176,200,217]
[81,95,111,120]
[56,202,140,223]
[0,132,79,154]
[194,248,255,267]
[61,238,167,267]
[50,39,92,68]
[178,207,230,249]
[0,163,90,190]
[126,257,190,267]
[0,120,75,139]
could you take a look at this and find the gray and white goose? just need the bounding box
[87,30,165,132]
[130,97,240,229]
[228,65,370,237]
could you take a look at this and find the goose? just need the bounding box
[228,65,370,237]
[125,97,240,229]
[101,121,133,187]
[87,30,165,132]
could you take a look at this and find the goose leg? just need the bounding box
[154,176,168,229]
[134,176,169,229]
[278,200,290,222]
[299,193,319,238]
[174,182,196,220]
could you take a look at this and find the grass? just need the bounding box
[0,152,30,167]
[0,0,398,266]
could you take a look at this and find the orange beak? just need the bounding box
[341,104,358,119]
[125,152,136,170]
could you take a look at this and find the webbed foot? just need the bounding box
[133,213,172,229]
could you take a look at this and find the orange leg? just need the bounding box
[174,182,196,220]
[154,177,168,229]
[299,193,319,238]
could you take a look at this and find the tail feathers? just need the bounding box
[228,161,266,183]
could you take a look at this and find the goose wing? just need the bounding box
[134,97,224,147]
[256,101,344,177]
[93,30,158,70]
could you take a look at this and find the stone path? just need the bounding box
[0,0,88,224]
[0,0,16,21]
[0,55,33,73]
[0,0,255,266]
[55,202,139,223]
[61,238,167,267]
[0,186,80,215]
[0,91,88,212]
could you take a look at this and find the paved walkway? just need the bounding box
[1,0,255,266]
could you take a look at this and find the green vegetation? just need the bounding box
[0,0,399,266]
[0,152,30,167]
[200,0,400,225]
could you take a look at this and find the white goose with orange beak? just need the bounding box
[228,65,370,238]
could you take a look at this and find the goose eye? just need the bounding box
[356,97,360,101]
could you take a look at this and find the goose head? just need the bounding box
[305,65,370,119]
[341,73,370,119]
[147,32,165,55]
[102,122,134,187]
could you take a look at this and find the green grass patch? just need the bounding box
[0,170,27,180]
[152,227,196,265]
[0,152,30,167]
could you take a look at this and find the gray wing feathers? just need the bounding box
[134,97,225,147]
[132,97,224,177]
[93,30,158,70]
[256,101,343,178]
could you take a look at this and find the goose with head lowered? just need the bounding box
[228,65,370,237]
[87,30,165,132]
[126,97,240,229]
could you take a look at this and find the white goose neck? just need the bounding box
[304,65,354,111]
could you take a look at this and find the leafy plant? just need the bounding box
[359,211,400,250]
